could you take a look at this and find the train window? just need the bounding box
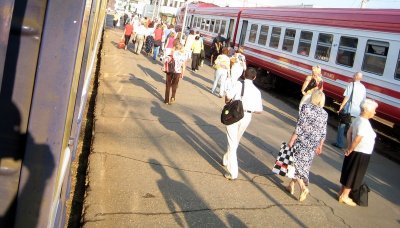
[215,20,221,33]
[210,19,215,32]
[220,21,226,35]
[315,33,333,62]
[205,19,210,31]
[196,17,200,28]
[200,18,205,30]
[258,25,269,45]
[282,29,296,52]
[362,40,389,76]
[336,36,358,68]
[193,17,197,27]
[396,51,400,80]
[269,27,281,49]
[249,24,258,43]
[297,31,313,56]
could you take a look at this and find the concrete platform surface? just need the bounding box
[82,25,400,228]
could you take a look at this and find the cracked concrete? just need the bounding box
[81,20,400,228]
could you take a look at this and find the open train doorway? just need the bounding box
[238,20,248,46]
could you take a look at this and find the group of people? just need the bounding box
[285,66,375,206]
[211,46,246,98]
[119,14,186,62]
[213,51,375,208]
[121,18,376,207]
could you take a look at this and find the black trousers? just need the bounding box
[192,53,200,70]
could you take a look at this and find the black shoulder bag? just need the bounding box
[221,81,245,125]
[339,82,354,125]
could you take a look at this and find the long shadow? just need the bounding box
[188,70,214,85]
[0,102,54,227]
[150,102,225,174]
[124,73,164,102]
[149,159,226,227]
[226,213,247,228]
[183,76,211,93]
[191,115,306,226]
[138,65,164,84]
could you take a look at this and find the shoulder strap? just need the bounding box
[240,80,245,98]
[348,82,354,113]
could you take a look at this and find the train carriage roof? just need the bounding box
[187,7,241,17]
[240,8,400,33]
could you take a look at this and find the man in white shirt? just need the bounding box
[333,72,366,148]
[134,23,147,54]
[223,68,263,180]
[184,30,196,60]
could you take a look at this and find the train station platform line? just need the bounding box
[80,24,400,227]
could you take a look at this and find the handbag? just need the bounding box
[350,183,369,207]
[338,82,354,125]
[154,39,162,47]
[272,142,295,178]
[118,39,125,49]
[221,81,244,125]
[338,111,352,125]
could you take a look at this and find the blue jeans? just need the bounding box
[153,46,160,60]
[335,123,347,148]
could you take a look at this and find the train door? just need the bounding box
[238,20,248,46]
[189,15,194,28]
[227,19,235,45]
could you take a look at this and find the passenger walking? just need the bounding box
[333,72,366,149]
[338,99,378,206]
[122,20,133,50]
[153,24,164,60]
[210,33,223,65]
[191,35,203,72]
[287,90,327,201]
[163,32,176,60]
[134,23,147,54]
[145,22,155,55]
[223,68,263,180]
[164,43,187,105]
[184,30,196,60]
[113,12,119,28]
[299,65,323,110]
[230,47,246,82]
[211,47,230,97]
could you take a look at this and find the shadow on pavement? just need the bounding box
[149,159,226,227]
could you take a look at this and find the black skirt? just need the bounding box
[340,151,371,190]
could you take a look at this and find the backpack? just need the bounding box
[162,55,175,74]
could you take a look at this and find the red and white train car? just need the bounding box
[179,6,400,131]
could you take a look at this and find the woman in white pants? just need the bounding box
[223,68,263,180]
[230,47,246,83]
[211,47,230,97]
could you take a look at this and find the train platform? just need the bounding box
[81,25,400,227]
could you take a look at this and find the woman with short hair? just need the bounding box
[338,99,378,206]
[287,90,328,201]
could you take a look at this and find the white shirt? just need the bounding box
[184,34,196,51]
[226,79,263,113]
[135,25,147,36]
[351,117,376,154]
[173,51,187,74]
[343,81,366,117]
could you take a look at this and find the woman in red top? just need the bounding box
[152,24,164,60]
[123,20,133,50]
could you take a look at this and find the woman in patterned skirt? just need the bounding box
[287,90,328,201]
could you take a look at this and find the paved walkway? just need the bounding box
[82,25,400,227]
